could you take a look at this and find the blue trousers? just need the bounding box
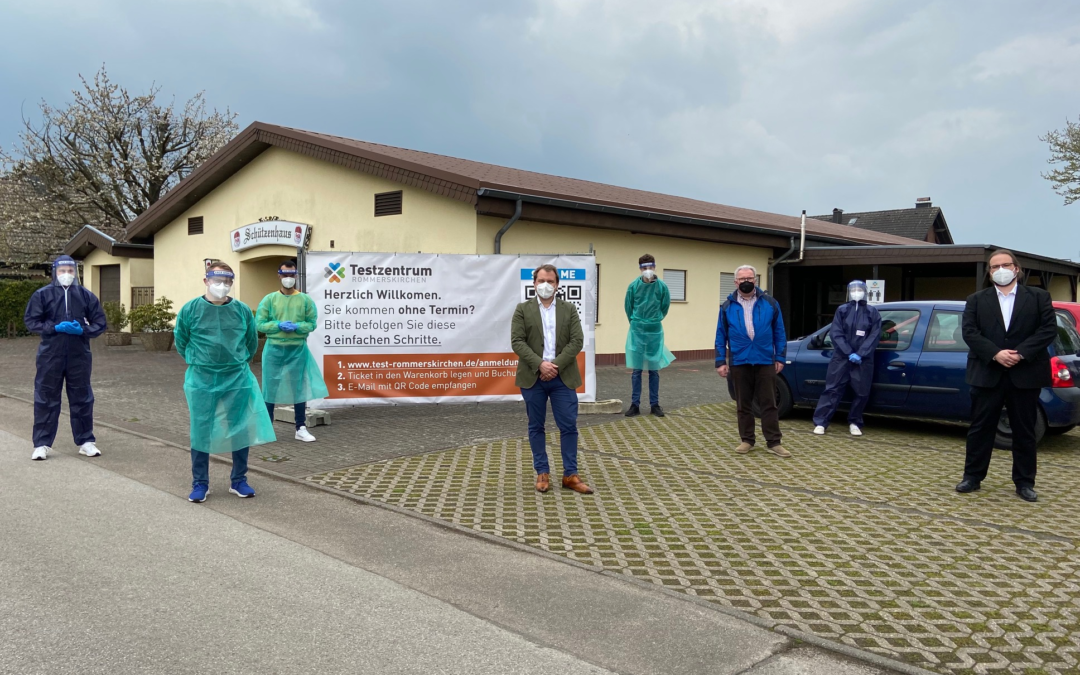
[33,345,95,448]
[812,357,874,429]
[631,369,659,407]
[266,402,306,430]
[191,448,248,488]
[521,377,579,477]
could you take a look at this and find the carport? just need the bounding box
[771,244,1080,338]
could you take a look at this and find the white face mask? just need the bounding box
[281,277,297,289]
[641,269,656,281]
[535,282,556,300]
[57,273,75,287]
[849,290,865,302]
[208,282,232,299]
[991,267,1016,286]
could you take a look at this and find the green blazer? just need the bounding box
[511,298,584,389]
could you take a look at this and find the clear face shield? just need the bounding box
[51,256,82,288]
[639,262,657,281]
[847,280,868,303]
[278,267,298,289]
[205,269,235,299]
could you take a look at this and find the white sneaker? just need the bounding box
[813,425,826,435]
[31,446,50,461]
[79,442,101,457]
[849,424,863,436]
[295,426,316,443]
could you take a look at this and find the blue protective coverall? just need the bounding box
[23,274,107,447]
[812,297,882,429]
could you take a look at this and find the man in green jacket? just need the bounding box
[510,264,592,495]
[624,253,675,417]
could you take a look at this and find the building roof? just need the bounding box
[123,122,926,247]
[0,177,110,269]
[794,244,1080,276]
[809,204,953,244]
[63,225,153,259]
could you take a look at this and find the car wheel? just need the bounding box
[994,405,1047,450]
[1046,423,1076,436]
[749,378,794,419]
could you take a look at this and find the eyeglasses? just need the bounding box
[735,277,756,283]
[989,263,1016,271]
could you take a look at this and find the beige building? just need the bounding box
[65,122,948,361]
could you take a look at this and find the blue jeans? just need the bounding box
[266,402,306,430]
[631,369,660,407]
[521,377,579,477]
[191,448,248,488]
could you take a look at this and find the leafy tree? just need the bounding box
[2,65,238,230]
[1041,116,1080,206]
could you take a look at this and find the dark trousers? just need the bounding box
[191,448,248,488]
[964,377,1039,488]
[521,377,579,477]
[631,369,659,407]
[730,364,782,448]
[812,358,874,429]
[266,402,306,430]
[33,347,96,448]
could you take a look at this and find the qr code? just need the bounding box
[525,284,583,311]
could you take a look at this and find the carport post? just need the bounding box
[975,262,986,291]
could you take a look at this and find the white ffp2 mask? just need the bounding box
[850,290,865,302]
[208,283,231,299]
[535,282,555,299]
[991,268,1016,286]
[281,277,296,289]
[57,273,75,287]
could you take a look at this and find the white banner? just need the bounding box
[306,252,597,406]
[867,279,886,305]
[231,221,309,252]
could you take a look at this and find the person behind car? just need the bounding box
[956,249,1056,502]
[812,281,882,436]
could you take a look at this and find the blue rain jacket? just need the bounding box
[715,289,786,367]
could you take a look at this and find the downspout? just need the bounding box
[493,198,522,254]
[767,236,798,292]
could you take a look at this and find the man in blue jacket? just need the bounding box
[812,281,882,436]
[715,265,790,457]
[23,255,107,461]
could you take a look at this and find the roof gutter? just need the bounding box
[493,198,522,254]
[767,236,797,292]
[476,188,868,247]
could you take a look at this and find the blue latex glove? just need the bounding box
[278,321,297,332]
[848,353,861,364]
[54,321,76,335]
[68,321,84,335]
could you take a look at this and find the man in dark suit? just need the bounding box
[957,249,1057,502]
[511,264,592,495]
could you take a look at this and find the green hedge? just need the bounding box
[0,279,49,337]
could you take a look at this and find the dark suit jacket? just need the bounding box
[962,284,1057,389]
[510,298,584,389]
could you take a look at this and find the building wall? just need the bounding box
[477,215,771,355]
[83,248,136,330]
[1049,275,1075,302]
[152,147,479,311]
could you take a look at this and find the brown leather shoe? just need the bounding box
[535,473,551,493]
[735,442,753,454]
[561,474,594,494]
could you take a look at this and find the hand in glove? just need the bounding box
[68,321,84,335]
[55,321,81,335]
[848,353,861,364]
[278,321,297,332]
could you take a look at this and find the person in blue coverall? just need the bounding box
[23,255,107,460]
[812,280,882,436]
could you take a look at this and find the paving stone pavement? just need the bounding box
[0,337,725,477]
[307,403,1080,675]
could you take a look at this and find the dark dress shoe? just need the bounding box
[651,405,665,417]
[1016,486,1038,502]
[624,404,640,417]
[535,473,550,493]
[955,478,981,493]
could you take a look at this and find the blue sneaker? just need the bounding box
[229,479,255,498]
[189,484,209,503]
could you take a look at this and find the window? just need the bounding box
[1056,309,1077,328]
[1054,315,1080,356]
[375,190,403,216]
[720,272,734,300]
[925,311,968,352]
[812,309,920,351]
[187,216,204,235]
[664,269,686,302]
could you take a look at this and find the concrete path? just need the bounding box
[0,396,896,675]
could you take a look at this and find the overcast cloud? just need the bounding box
[1,0,1078,257]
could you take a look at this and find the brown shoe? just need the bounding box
[768,444,791,458]
[735,442,753,454]
[535,473,551,493]
[561,474,595,494]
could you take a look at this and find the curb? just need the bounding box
[1,392,938,675]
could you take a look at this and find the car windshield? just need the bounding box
[1056,309,1077,328]
[1054,315,1080,356]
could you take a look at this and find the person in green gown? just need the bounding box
[256,260,329,443]
[175,261,276,503]
[624,254,675,417]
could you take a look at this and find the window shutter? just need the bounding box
[374,191,403,216]
[188,216,204,235]
[720,272,735,300]
[664,269,686,302]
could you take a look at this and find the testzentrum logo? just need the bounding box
[324,262,346,283]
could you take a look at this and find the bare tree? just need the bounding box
[1041,116,1080,206]
[2,65,238,230]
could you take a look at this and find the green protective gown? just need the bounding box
[174,297,277,454]
[255,291,329,404]
[624,276,676,371]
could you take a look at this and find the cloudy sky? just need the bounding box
[1,0,1078,257]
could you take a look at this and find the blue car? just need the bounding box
[769,301,1080,448]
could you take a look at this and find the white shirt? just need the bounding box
[997,284,1018,331]
[538,297,557,361]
